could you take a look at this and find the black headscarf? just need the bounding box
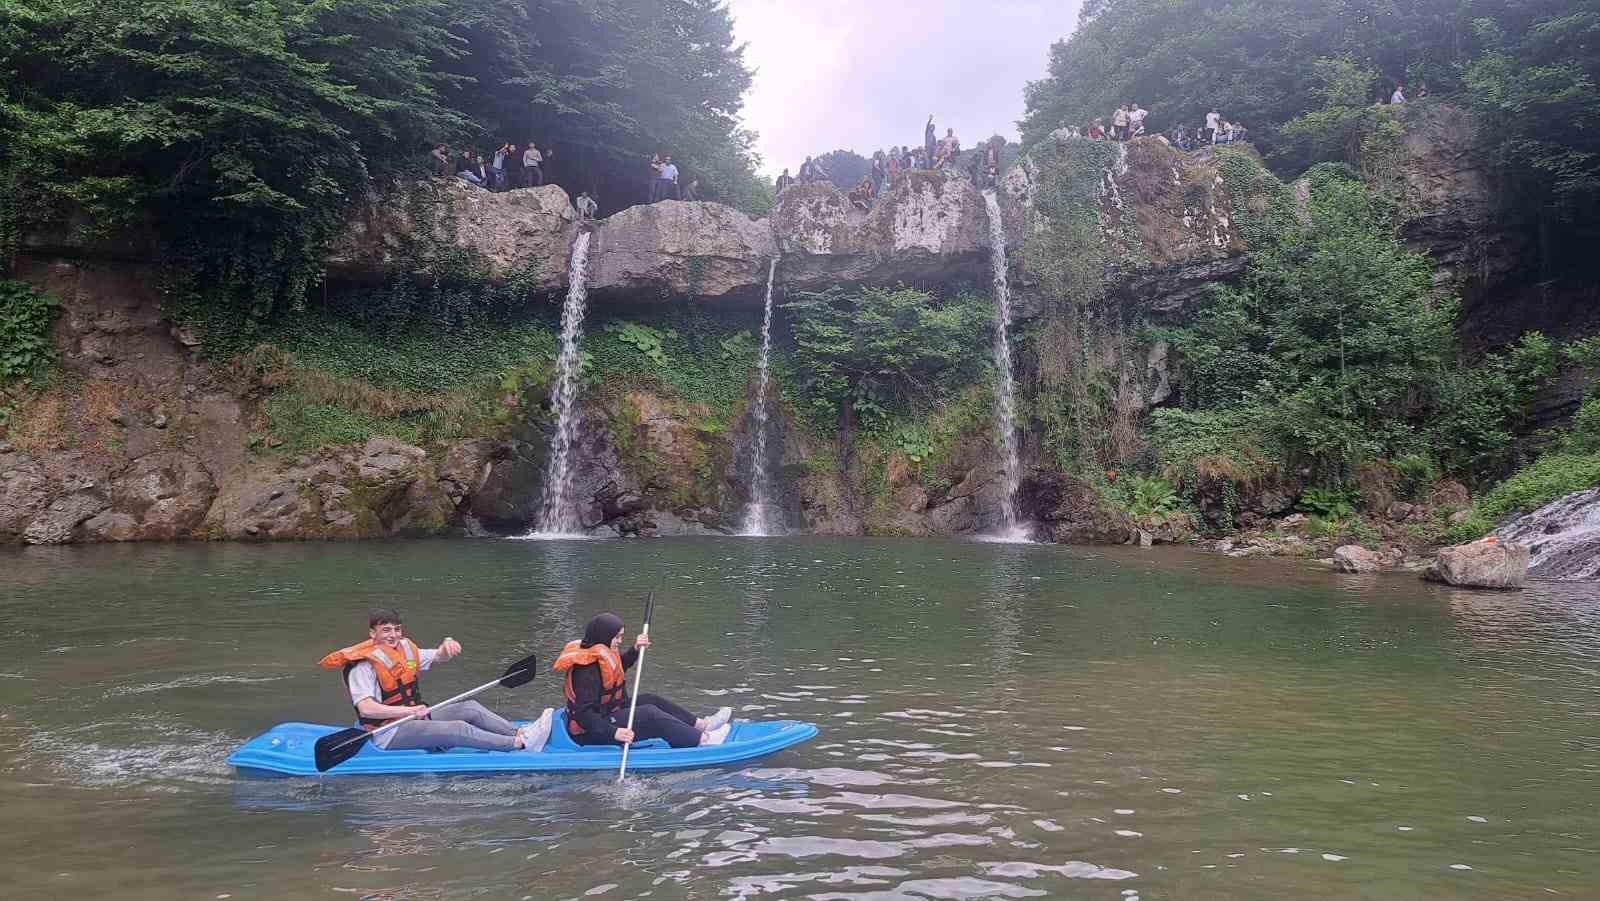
[581,612,624,649]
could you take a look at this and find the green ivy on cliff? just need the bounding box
[1014,136,1141,472]
[0,279,58,384]
[783,286,991,433]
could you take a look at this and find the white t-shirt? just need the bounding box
[524,148,542,167]
[1129,108,1148,126]
[1112,109,1129,127]
[1206,112,1221,130]
[347,647,437,749]
[1391,89,1406,104]
[660,163,679,181]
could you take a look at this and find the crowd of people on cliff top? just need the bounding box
[1060,101,1251,153]
[428,138,703,217]
[773,115,1006,212]
[432,142,556,193]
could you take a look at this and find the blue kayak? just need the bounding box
[227,711,817,777]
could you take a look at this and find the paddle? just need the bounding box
[616,591,655,781]
[313,651,539,772]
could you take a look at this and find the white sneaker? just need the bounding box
[518,708,554,753]
[704,706,733,731]
[699,723,731,746]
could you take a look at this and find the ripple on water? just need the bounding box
[103,673,292,698]
[30,717,235,790]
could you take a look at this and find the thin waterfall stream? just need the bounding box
[741,256,780,536]
[532,230,593,537]
[982,191,1028,541]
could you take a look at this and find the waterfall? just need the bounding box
[533,230,593,537]
[982,191,1028,541]
[741,256,781,537]
[1494,487,1600,581]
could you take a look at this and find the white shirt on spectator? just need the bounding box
[660,163,679,181]
[1391,88,1406,104]
[346,648,438,749]
[1206,111,1221,130]
[524,148,542,167]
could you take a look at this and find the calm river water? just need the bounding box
[2,538,1597,899]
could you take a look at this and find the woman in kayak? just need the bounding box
[553,612,732,748]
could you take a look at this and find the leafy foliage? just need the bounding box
[0,279,59,383]
[1161,167,1551,482]
[1297,487,1358,519]
[1447,451,1600,541]
[1120,475,1181,520]
[0,0,768,329]
[783,287,992,431]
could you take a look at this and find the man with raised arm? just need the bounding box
[320,608,553,753]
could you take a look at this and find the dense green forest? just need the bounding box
[0,0,770,326]
[1009,0,1600,535]
[1024,0,1600,219]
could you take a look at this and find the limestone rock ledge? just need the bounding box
[770,169,991,291]
[326,180,580,290]
[1000,132,1248,315]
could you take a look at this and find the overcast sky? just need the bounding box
[726,1,1084,178]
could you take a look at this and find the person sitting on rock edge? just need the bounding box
[553,612,732,749]
[320,608,554,753]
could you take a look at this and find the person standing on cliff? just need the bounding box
[924,115,937,167]
[1129,103,1148,138]
[1204,108,1221,144]
[775,168,794,193]
[490,143,510,191]
[657,155,680,200]
[647,154,663,201]
[524,143,544,187]
[430,144,451,177]
[505,143,523,189]
[681,177,700,201]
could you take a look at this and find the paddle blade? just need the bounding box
[314,727,371,772]
[496,652,540,689]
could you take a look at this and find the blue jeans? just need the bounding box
[459,171,483,186]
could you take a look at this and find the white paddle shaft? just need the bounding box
[616,622,649,781]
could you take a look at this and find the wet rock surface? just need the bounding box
[1424,539,1530,589]
[1494,488,1600,581]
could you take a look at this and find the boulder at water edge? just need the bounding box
[1423,539,1529,589]
[1332,545,1382,574]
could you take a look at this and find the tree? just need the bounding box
[0,0,771,328]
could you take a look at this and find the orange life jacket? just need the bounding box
[319,638,425,730]
[551,639,627,735]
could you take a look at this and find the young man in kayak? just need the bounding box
[553,612,732,748]
[320,609,554,753]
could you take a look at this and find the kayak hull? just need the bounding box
[226,711,817,777]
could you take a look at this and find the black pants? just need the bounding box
[575,693,700,748]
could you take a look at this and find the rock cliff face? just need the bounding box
[326,170,994,303]
[1000,132,1248,315]
[586,201,776,302]
[770,170,990,291]
[3,134,1251,546]
[327,180,580,290]
[1392,103,1529,305]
